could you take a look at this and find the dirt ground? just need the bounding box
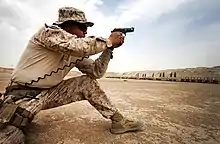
[1,76,220,144]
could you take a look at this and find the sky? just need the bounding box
[0,0,219,72]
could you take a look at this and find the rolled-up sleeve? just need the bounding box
[76,48,113,79]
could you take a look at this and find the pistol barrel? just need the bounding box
[111,27,135,33]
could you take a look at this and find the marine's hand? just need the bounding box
[108,32,124,48]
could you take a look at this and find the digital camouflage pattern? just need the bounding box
[11,24,112,88]
[37,25,112,57]
[54,7,94,26]
[13,75,117,119]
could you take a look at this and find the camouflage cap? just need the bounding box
[54,7,94,27]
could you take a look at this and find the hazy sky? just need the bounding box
[0,0,219,72]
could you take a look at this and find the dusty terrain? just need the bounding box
[0,68,220,144]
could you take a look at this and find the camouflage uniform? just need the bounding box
[12,75,118,119]
[0,7,143,144]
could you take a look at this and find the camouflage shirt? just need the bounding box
[11,24,113,88]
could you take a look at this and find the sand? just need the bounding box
[0,69,220,144]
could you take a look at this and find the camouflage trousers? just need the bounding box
[16,75,117,119]
[0,75,118,144]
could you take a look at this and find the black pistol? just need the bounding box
[111,27,134,35]
[109,27,134,59]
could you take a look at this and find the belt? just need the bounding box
[6,82,47,92]
[3,83,47,104]
[0,83,41,130]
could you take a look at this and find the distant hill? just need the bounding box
[0,67,13,73]
[213,66,220,68]
[0,67,13,92]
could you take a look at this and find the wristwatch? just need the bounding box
[106,39,114,58]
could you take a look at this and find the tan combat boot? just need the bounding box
[110,111,144,134]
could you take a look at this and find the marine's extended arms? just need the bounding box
[107,27,134,59]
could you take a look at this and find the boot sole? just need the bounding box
[110,124,144,134]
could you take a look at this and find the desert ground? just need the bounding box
[0,70,220,144]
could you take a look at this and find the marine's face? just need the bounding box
[66,23,88,38]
